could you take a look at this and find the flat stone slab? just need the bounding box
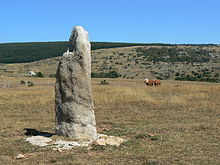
[25,134,126,150]
[26,136,53,147]
[96,134,127,147]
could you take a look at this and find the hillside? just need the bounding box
[0,45,220,82]
[0,42,153,63]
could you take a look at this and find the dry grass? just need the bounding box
[0,77,219,164]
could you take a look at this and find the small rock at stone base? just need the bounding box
[96,134,127,146]
[16,154,25,159]
[26,136,52,146]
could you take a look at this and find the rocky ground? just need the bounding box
[25,134,126,150]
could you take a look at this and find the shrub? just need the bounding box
[27,81,34,87]
[215,73,219,77]
[20,80,26,84]
[36,72,44,77]
[91,71,120,78]
[175,72,180,76]
[100,80,109,85]
[156,76,163,80]
[175,76,218,82]
[134,134,148,139]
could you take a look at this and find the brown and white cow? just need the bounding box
[153,79,161,86]
[144,79,154,86]
[144,79,161,86]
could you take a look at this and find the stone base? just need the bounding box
[25,134,127,150]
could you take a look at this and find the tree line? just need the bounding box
[0,41,152,63]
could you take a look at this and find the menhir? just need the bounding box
[55,26,97,140]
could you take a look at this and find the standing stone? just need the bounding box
[55,26,97,140]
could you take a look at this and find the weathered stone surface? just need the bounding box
[16,154,26,160]
[55,26,97,140]
[26,136,52,146]
[54,140,92,149]
[25,134,126,150]
[96,134,127,146]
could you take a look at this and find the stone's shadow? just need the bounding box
[24,128,55,137]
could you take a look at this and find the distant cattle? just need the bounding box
[144,79,161,86]
[154,79,161,86]
[144,79,154,86]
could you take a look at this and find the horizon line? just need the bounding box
[0,40,219,45]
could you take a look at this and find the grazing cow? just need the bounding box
[144,79,154,86]
[153,79,161,86]
[144,79,161,86]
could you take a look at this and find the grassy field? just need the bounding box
[0,77,219,164]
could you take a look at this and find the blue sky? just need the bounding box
[0,0,220,44]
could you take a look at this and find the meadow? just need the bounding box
[0,77,219,164]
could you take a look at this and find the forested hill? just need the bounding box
[0,41,168,63]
